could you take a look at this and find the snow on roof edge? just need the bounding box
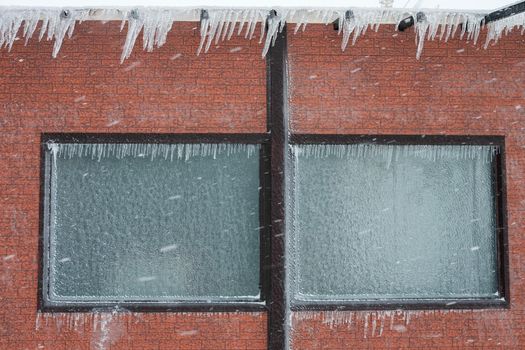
[0,6,523,62]
[0,5,491,12]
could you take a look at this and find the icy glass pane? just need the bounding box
[292,144,500,301]
[46,143,261,302]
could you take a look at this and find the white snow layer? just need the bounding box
[0,7,523,61]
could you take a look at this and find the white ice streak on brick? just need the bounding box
[291,309,486,341]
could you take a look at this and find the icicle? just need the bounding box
[198,10,221,55]
[246,10,259,39]
[0,8,88,57]
[292,310,430,341]
[121,8,196,62]
[296,144,498,163]
[214,11,227,45]
[54,143,260,161]
[414,12,430,60]
[227,11,240,40]
[263,10,289,57]
[340,10,356,51]
[412,11,484,59]
[339,8,398,52]
[200,9,228,54]
[50,10,75,58]
[293,11,306,35]
[485,12,525,48]
[197,8,289,57]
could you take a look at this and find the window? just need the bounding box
[40,134,508,314]
[40,134,270,310]
[288,135,508,309]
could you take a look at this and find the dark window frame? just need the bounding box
[38,132,271,312]
[288,134,510,311]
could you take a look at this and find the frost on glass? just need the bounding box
[45,143,261,302]
[291,143,500,301]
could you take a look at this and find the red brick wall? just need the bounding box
[288,25,525,349]
[0,21,267,350]
[1,17,525,350]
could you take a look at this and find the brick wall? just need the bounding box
[0,21,267,350]
[1,17,525,350]
[288,25,525,349]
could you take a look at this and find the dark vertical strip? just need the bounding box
[495,140,510,306]
[37,138,47,311]
[267,25,288,350]
[259,143,272,304]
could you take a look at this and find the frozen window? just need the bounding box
[41,139,265,307]
[290,140,505,305]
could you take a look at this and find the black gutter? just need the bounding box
[398,2,525,31]
[484,1,525,24]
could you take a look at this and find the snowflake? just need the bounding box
[379,0,394,8]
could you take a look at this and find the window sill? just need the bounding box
[290,298,509,311]
[39,299,268,313]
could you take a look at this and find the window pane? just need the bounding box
[291,143,500,301]
[46,143,261,302]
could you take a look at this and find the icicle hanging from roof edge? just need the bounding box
[339,8,417,52]
[263,9,289,57]
[318,8,486,59]
[485,12,525,49]
[2,7,524,62]
[98,7,525,61]
[412,11,484,60]
[339,9,398,51]
[414,12,430,60]
[197,8,272,56]
[120,8,197,63]
[0,8,92,58]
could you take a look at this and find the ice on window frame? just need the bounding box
[44,142,262,302]
[289,143,501,302]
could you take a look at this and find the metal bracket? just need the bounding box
[333,10,354,31]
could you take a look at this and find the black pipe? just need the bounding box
[484,1,525,24]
